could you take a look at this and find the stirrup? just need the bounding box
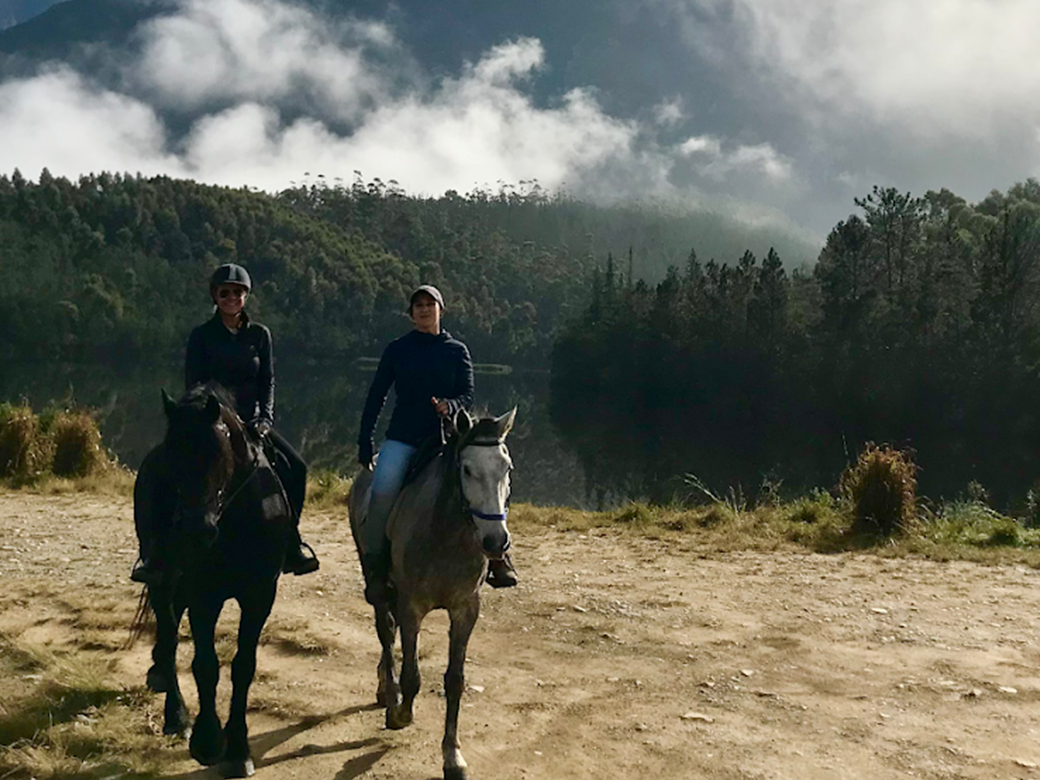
[284,541,320,575]
[130,558,164,587]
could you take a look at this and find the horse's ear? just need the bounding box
[455,408,473,437]
[161,389,176,418]
[206,394,222,423]
[495,406,517,439]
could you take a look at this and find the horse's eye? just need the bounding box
[463,465,472,477]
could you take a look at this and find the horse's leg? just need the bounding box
[374,602,399,709]
[443,595,480,780]
[220,583,276,779]
[188,594,226,767]
[147,578,190,736]
[387,601,421,730]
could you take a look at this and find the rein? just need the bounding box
[213,454,260,524]
[208,420,261,526]
[456,437,510,523]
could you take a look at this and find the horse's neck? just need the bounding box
[430,452,471,540]
[221,408,251,464]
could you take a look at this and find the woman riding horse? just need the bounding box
[357,285,516,604]
[132,263,318,583]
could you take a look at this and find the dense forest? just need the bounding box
[5,169,1040,506]
[552,184,1040,505]
[0,170,814,366]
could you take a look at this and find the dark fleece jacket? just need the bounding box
[358,329,474,455]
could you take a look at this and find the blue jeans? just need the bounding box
[363,439,418,558]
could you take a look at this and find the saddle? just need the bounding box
[402,432,448,488]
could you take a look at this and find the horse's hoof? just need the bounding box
[189,719,226,766]
[218,757,255,778]
[146,665,172,693]
[385,706,413,730]
[444,767,468,780]
[163,709,191,738]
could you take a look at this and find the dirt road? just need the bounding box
[3,490,1040,779]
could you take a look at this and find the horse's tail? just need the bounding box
[124,586,153,650]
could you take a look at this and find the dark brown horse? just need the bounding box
[348,408,516,780]
[133,384,292,778]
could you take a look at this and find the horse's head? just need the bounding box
[454,407,516,560]
[161,385,241,548]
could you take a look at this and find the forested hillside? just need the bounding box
[0,171,814,366]
[8,168,1040,506]
[552,183,1040,505]
[0,170,408,361]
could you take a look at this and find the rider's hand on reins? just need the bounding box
[251,419,272,439]
[431,397,450,416]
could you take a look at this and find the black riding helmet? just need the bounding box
[210,263,252,293]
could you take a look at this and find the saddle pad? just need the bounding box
[254,458,291,523]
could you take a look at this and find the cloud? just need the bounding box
[653,97,685,127]
[680,134,792,182]
[703,0,1040,136]
[0,67,182,176]
[134,0,396,122]
[0,0,807,233]
[0,18,644,197]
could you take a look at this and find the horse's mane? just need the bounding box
[178,382,251,465]
[460,417,505,445]
[182,382,237,412]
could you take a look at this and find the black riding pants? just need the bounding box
[267,428,306,522]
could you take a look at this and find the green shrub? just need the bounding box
[50,412,104,478]
[839,443,918,537]
[1025,482,1040,529]
[0,404,43,478]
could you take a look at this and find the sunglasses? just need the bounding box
[218,288,247,299]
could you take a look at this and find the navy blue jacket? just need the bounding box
[185,314,275,425]
[358,329,474,451]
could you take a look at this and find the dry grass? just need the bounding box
[509,493,1040,565]
[0,403,125,492]
[14,466,136,496]
[263,615,337,657]
[0,403,47,479]
[306,469,355,510]
[840,443,919,537]
[0,634,166,780]
[50,412,105,478]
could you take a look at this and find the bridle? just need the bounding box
[174,419,261,530]
[456,437,511,523]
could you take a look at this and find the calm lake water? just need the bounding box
[1,358,587,507]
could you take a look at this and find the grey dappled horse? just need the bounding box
[348,408,516,780]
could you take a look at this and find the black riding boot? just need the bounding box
[362,548,392,605]
[130,546,167,587]
[486,553,518,588]
[283,526,320,575]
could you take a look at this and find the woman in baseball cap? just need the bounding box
[356,285,517,604]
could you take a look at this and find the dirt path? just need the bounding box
[4,490,1040,780]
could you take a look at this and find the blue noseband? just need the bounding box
[471,508,509,522]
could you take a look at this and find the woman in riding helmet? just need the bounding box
[132,263,318,582]
[356,284,516,605]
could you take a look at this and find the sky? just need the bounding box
[1,0,1038,240]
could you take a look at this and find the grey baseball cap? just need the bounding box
[409,285,445,310]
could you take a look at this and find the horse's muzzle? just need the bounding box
[482,530,511,560]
